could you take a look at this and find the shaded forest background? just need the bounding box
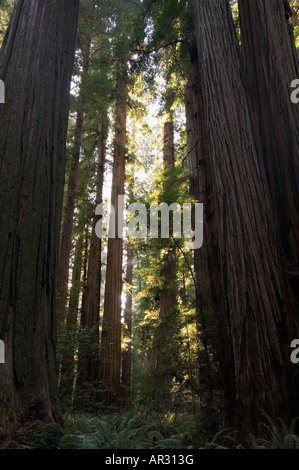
[0,0,299,449]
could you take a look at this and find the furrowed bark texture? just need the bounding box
[239,0,299,294]
[187,0,297,436]
[0,0,79,440]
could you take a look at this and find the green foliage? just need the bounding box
[0,0,13,46]
[259,413,299,449]
[199,428,241,450]
[31,422,64,449]
[62,409,199,449]
[60,410,299,450]
[291,0,299,48]
[131,0,190,87]
[199,412,299,449]
[230,0,240,43]
[15,421,64,450]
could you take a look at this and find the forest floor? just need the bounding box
[59,407,299,450]
[9,404,299,449]
[61,408,204,449]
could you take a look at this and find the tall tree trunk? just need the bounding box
[121,171,134,397]
[59,232,83,409]
[187,0,297,438]
[185,93,214,388]
[159,119,177,341]
[75,225,90,405]
[153,119,177,395]
[99,89,127,405]
[238,0,299,297]
[76,120,105,392]
[121,241,133,397]
[57,39,92,325]
[0,0,79,440]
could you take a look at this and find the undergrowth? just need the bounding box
[16,407,297,449]
[61,409,199,449]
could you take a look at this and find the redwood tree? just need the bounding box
[0,0,79,440]
[76,119,106,394]
[57,34,92,326]
[121,239,134,397]
[99,86,127,404]
[238,0,299,295]
[187,0,299,437]
[121,173,135,397]
[154,118,177,386]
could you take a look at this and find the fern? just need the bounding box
[261,412,299,449]
[62,409,195,449]
[199,428,239,449]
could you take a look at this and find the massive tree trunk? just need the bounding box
[0,0,79,440]
[99,89,127,405]
[238,0,299,297]
[187,0,298,438]
[57,40,92,325]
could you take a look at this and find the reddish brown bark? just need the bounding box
[59,232,83,408]
[0,0,79,440]
[57,40,92,325]
[121,241,133,396]
[99,90,127,405]
[76,120,105,391]
[238,0,299,294]
[187,0,298,437]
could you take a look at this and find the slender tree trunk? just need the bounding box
[121,241,133,397]
[159,119,177,335]
[57,40,92,325]
[59,232,83,409]
[0,0,79,441]
[153,119,177,394]
[99,89,127,405]
[187,0,297,438]
[76,120,105,391]
[81,227,90,320]
[121,171,134,397]
[75,226,90,402]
